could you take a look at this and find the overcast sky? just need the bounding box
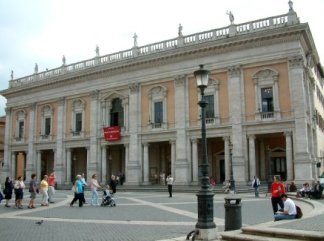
[0,0,323,116]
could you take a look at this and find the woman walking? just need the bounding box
[14,176,25,209]
[3,176,14,207]
[70,175,84,207]
[40,175,49,206]
[90,174,101,206]
[28,173,37,209]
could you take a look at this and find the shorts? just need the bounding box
[30,192,36,199]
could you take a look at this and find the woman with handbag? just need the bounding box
[4,176,14,207]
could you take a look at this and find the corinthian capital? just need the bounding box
[228,65,241,78]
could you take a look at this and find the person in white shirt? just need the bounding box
[274,193,297,221]
[252,176,260,197]
[166,174,174,197]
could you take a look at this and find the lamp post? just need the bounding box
[229,141,235,193]
[187,65,217,240]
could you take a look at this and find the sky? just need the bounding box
[0,0,324,116]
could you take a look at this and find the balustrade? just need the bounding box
[8,12,295,88]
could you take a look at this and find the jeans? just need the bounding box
[91,189,99,205]
[48,186,55,202]
[274,214,296,221]
[41,189,49,205]
[254,187,259,197]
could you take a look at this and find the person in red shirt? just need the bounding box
[48,172,56,203]
[271,175,285,214]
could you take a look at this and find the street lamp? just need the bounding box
[229,141,235,193]
[187,65,217,240]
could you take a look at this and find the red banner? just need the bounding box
[103,126,121,141]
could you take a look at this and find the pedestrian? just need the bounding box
[274,193,297,221]
[166,174,174,197]
[70,175,84,207]
[28,173,37,209]
[90,174,100,206]
[14,176,25,209]
[40,175,49,206]
[48,172,56,203]
[81,173,88,204]
[109,175,117,194]
[271,175,285,214]
[252,176,261,197]
[3,176,14,207]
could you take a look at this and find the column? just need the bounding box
[260,140,266,180]
[223,136,230,181]
[124,143,129,183]
[123,98,129,132]
[191,138,198,183]
[101,146,107,183]
[228,65,246,182]
[56,97,65,184]
[2,107,12,182]
[66,148,71,184]
[36,151,41,181]
[86,147,90,178]
[26,103,36,181]
[127,83,141,184]
[89,90,99,176]
[289,56,312,181]
[170,140,176,178]
[285,131,293,181]
[174,75,189,184]
[143,142,149,184]
[248,135,256,180]
[11,152,16,179]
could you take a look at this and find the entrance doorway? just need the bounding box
[107,145,125,179]
[41,150,54,178]
[71,148,87,180]
[149,142,171,184]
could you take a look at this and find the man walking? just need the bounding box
[252,176,260,197]
[166,174,174,198]
[48,172,56,203]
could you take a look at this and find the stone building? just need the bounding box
[1,5,323,186]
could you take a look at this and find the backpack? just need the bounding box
[295,205,303,219]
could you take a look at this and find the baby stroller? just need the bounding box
[101,190,116,207]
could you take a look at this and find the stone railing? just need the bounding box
[9,12,298,88]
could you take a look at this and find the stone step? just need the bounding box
[221,231,289,241]
[240,227,324,241]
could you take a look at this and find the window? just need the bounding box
[203,95,215,118]
[72,99,85,137]
[261,87,273,112]
[253,68,280,120]
[75,113,82,133]
[154,101,163,125]
[45,117,51,135]
[18,121,24,139]
[148,86,167,129]
[16,110,26,142]
[110,98,124,127]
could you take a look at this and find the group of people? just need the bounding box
[2,172,56,209]
[70,173,118,207]
[295,181,323,199]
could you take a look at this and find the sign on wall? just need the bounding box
[103,126,121,141]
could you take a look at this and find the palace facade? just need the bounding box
[1,7,324,186]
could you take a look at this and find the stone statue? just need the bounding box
[62,55,66,65]
[178,23,183,37]
[10,70,14,80]
[288,0,294,11]
[34,63,38,74]
[133,33,138,47]
[226,10,234,25]
[95,45,100,57]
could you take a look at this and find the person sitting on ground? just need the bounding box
[297,182,311,198]
[309,181,323,199]
[274,193,297,221]
[289,181,297,192]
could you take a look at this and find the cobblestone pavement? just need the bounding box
[0,190,323,241]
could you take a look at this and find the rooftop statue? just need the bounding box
[62,55,66,66]
[95,45,100,57]
[34,63,38,74]
[178,23,183,37]
[226,10,234,25]
[133,33,138,47]
[10,70,14,80]
[288,0,294,11]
